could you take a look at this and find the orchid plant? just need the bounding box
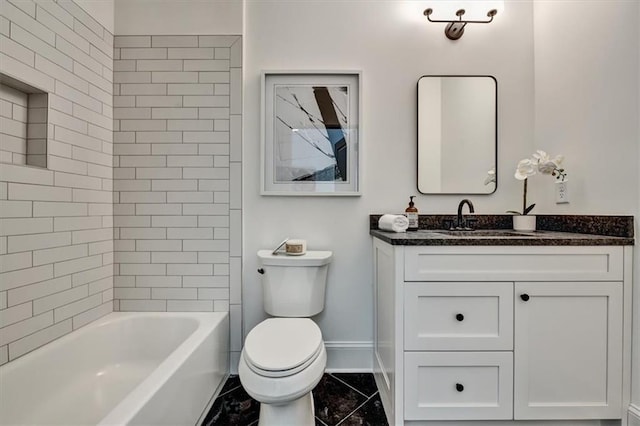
[508,150,567,215]
[484,167,496,186]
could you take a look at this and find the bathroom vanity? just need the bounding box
[370,216,634,426]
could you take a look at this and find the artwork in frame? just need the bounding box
[261,71,361,196]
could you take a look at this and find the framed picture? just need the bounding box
[261,71,361,196]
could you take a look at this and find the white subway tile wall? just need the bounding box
[113,35,242,362]
[0,0,114,364]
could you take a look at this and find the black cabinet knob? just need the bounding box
[455,313,464,321]
[520,293,530,301]
[456,383,464,392]
[257,268,265,274]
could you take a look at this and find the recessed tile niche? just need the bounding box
[0,74,49,168]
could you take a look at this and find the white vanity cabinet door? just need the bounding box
[404,282,513,351]
[404,351,513,420]
[513,281,623,420]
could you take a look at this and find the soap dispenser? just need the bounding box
[405,196,419,231]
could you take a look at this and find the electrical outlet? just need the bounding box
[555,181,569,204]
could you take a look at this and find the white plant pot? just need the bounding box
[513,215,536,232]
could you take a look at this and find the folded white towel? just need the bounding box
[378,214,410,233]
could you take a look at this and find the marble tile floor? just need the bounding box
[201,373,389,426]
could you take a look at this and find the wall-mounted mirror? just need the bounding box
[417,75,497,194]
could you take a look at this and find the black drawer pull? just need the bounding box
[455,313,464,321]
[257,268,265,274]
[456,383,464,392]
[520,293,530,302]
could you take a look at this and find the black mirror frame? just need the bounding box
[416,75,498,195]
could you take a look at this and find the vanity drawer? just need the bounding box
[404,246,623,282]
[404,282,513,351]
[404,351,513,421]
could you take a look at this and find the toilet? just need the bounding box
[238,249,332,426]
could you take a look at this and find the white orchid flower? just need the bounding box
[484,167,496,185]
[532,150,549,163]
[514,158,537,180]
[538,160,557,174]
[553,154,564,166]
[535,150,564,175]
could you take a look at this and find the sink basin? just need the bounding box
[427,230,538,237]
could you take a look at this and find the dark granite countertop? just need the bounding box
[370,215,635,246]
[370,229,634,246]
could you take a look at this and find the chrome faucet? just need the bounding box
[456,199,475,230]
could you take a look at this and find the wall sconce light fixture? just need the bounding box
[424,5,499,40]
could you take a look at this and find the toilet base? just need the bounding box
[258,391,315,426]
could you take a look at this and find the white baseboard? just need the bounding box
[629,404,640,426]
[324,341,373,373]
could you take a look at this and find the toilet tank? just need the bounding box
[257,250,333,317]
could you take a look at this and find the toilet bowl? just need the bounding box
[239,318,326,426]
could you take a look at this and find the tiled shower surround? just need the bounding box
[0,0,114,364]
[112,35,242,362]
[1,3,242,367]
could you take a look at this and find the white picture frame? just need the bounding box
[261,71,361,196]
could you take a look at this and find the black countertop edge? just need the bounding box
[369,229,634,246]
[370,214,634,239]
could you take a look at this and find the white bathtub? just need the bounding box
[0,312,229,426]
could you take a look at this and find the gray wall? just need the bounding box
[244,0,535,370]
[532,0,640,413]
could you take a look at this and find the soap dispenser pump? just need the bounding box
[405,196,419,231]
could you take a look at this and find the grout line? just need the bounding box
[217,375,240,398]
[314,416,329,426]
[328,373,370,398]
[334,391,379,426]
[217,384,241,398]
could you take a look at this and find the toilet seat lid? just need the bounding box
[244,318,322,372]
